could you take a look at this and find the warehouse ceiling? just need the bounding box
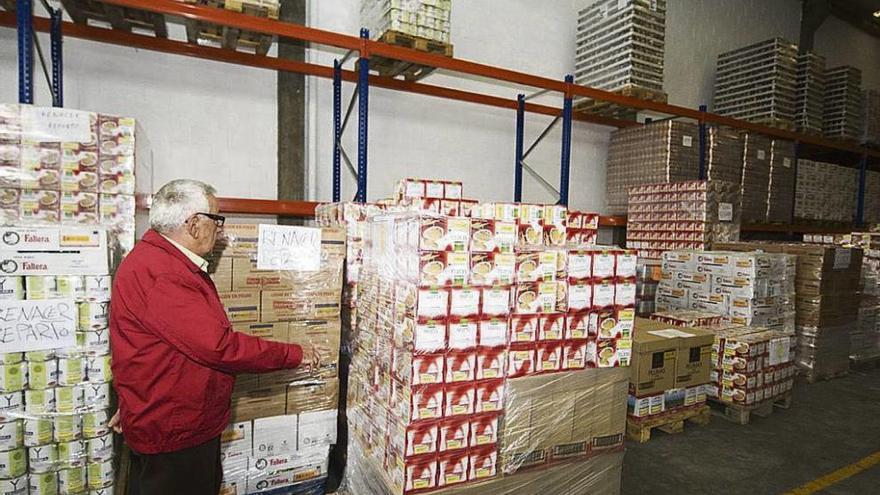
[826,0,880,39]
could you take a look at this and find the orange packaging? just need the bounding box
[438,417,469,453]
[476,347,506,380]
[474,379,504,413]
[445,351,476,383]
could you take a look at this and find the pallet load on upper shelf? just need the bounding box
[59,0,169,37]
[0,226,118,493]
[766,139,796,223]
[739,133,772,223]
[573,0,667,118]
[626,180,741,260]
[337,205,632,494]
[183,0,280,55]
[208,223,346,495]
[713,38,798,129]
[0,104,138,256]
[715,242,862,383]
[626,318,713,441]
[655,250,797,334]
[794,160,858,223]
[864,89,880,147]
[795,52,826,135]
[823,66,864,142]
[361,0,454,81]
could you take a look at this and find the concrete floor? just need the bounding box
[622,366,880,495]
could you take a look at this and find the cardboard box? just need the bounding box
[286,378,339,415]
[220,421,252,461]
[209,257,233,292]
[246,447,329,494]
[253,415,297,456]
[674,327,715,388]
[231,385,286,422]
[218,291,260,324]
[0,226,109,275]
[260,289,340,321]
[287,319,341,377]
[297,410,337,450]
[232,258,343,292]
[629,320,677,396]
[232,322,287,342]
[216,224,259,258]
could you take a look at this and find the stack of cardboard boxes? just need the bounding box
[627,318,714,419]
[210,224,345,494]
[361,0,453,44]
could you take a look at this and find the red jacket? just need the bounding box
[110,230,302,454]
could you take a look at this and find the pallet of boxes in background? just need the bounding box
[183,0,280,55]
[210,223,346,495]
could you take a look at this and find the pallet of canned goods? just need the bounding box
[0,225,116,495]
[823,66,863,142]
[795,52,826,135]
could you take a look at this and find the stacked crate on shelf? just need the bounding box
[739,133,773,223]
[574,0,667,117]
[625,181,741,260]
[766,139,796,223]
[848,232,880,364]
[865,170,880,225]
[183,0,280,55]
[59,0,169,37]
[795,52,826,135]
[794,160,858,222]
[705,126,743,187]
[210,224,346,494]
[863,89,880,147]
[713,38,798,129]
[823,66,863,141]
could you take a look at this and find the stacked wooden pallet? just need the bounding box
[60,0,169,37]
[184,0,280,55]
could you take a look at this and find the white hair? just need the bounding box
[150,179,217,234]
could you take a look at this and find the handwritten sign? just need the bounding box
[257,225,322,272]
[21,107,91,143]
[0,299,77,353]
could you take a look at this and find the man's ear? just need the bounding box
[186,217,200,240]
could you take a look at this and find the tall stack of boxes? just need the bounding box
[210,224,346,494]
[766,139,796,223]
[361,0,452,44]
[0,226,116,494]
[795,52,826,135]
[848,232,880,363]
[626,181,741,260]
[705,127,743,186]
[823,66,863,141]
[342,203,632,494]
[864,89,880,146]
[739,133,772,223]
[794,160,858,222]
[716,242,862,382]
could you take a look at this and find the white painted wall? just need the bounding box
[0,25,277,200]
[814,16,880,91]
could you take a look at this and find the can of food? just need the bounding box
[57,439,85,468]
[25,350,56,362]
[55,386,85,414]
[83,383,110,409]
[27,360,59,390]
[86,434,113,462]
[24,418,53,447]
[79,330,110,354]
[0,354,22,366]
[77,302,108,331]
[27,442,58,472]
[56,275,85,299]
[82,410,109,439]
[0,474,29,494]
[0,362,26,393]
[85,356,111,384]
[0,392,24,421]
[86,460,114,489]
[0,276,24,301]
[57,357,85,387]
[28,470,58,495]
[0,420,22,452]
[0,447,26,479]
[25,276,57,300]
[59,465,87,494]
[53,415,83,443]
[25,388,56,414]
[83,276,111,301]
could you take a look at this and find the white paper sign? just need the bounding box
[768,337,790,366]
[256,225,321,272]
[21,107,91,143]
[718,203,733,222]
[783,158,791,168]
[757,150,766,160]
[0,299,77,353]
[682,136,693,147]
[648,329,695,339]
[833,248,851,270]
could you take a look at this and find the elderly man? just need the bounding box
[109,179,323,495]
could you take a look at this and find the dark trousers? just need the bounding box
[128,436,222,495]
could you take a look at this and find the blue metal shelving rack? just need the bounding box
[331,29,370,203]
[17,0,64,106]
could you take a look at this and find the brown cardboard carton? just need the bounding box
[260,290,341,321]
[674,326,715,388]
[230,385,286,422]
[288,319,342,377]
[592,377,627,449]
[532,393,574,449]
[629,319,677,396]
[232,322,288,342]
[286,378,340,414]
[231,258,344,292]
[218,291,260,323]
[217,224,259,258]
[209,257,233,292]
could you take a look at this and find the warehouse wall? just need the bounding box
[0,26,278,200]
[814,16,880,91]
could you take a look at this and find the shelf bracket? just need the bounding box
[49,5,62,107]
[356,27,369,203]
[17,0,34,104]
[559,74,573,206]
[332,59,342,202]
[514,94,524,202]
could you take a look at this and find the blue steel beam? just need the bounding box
[514,94,524,202]
[18,0,34,104]
[332,59,342,202]
[356,28,369,203]
[49,7,62,107]
[698,104,707,180]
[558,74,573,206]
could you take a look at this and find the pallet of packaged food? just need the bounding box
[183,0,280,55]
[60,0,168,37]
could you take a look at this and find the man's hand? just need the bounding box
[300,343,331,371]
[108,409,123,434]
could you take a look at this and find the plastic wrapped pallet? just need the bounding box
[795,52,826,135]
[339,208,633,494]
[626,180,741,260]
[739,133,772,223]
[361,0,452,44]
[574,0,666,94]
[604,121,700,215]
[794,160,858,222]
[713,38,798,127]
[766,140,795,223]
[864,89,880,146]
[823,66,863,141]
[209,224,346,494]
[838,232,880,363]
[705,126,743,186]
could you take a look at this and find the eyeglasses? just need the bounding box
[194,212,225,228]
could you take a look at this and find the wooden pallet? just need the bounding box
[710,393,792,425]
[0,0,15,12]
[626,405,710,443]
[851,354,880,370]
[61,0,168,37]
[754,117,796,131]
[184,0,278,55]
[370,30,454,82]
[574,86,667,121]
[802,369,849,384]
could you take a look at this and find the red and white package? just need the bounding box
[585,338,598,367]
[474,378,505,413]
[536,342,563,373]
[449,287,480,317]
[443,180,463,200]
[565,311,597,339]
[468,446,498,481]
[414,318,447,352]
[445,351,476,383]
[399,178,426,199]
[405,457,437,492]
[476,348,506,380]
[592,250,616,279]
[615,251,637,277]
[614,278,636,307]
[592,281,615,309]
[425,180,444,199]
[597,310,621,340]
[412,353,445,385]
[440,199,460,217]
[469,414,499,447]
[567,250,593,280]
[459,199,479,217]
[596,339,620,368]
[563,339,588,370]
[568,281,592,311]
[479,286,512,316]
[514,283,542,314]
[538,314,565,341]
[438,451,469,487]
[509,314,538,343]
[438,417,469,452]
[444,383,475,417]
[411,385,444,422]
[405,422,439,457]
[477,318,508,348]
[507,343,535,378]
[470,252,516,286]
[447,318,477,350]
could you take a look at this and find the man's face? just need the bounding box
[186,195,223,257]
